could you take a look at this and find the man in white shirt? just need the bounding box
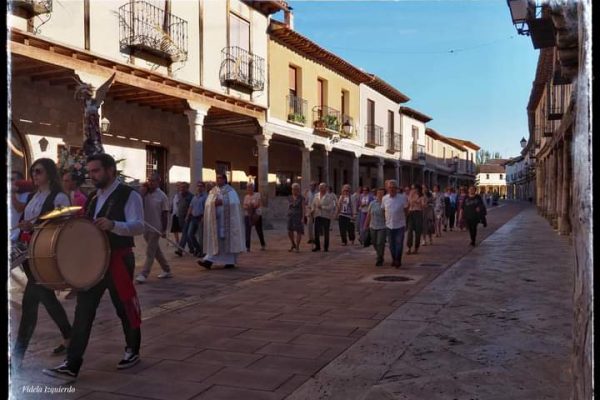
[136,173,172,283]
[311,182,337,252]
[382,179,408,267]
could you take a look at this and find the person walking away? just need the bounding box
[357,187,374,243]
[185,181,207,257]
[381,180,407,267]
[136,173,172,283]
[13,159,72,370]
[422,188,435,245]
[462,186,486,246]
[364,187,387,267]
[304,182,317,244]
[243,183,266,252]
[432,185,445,238]
[287,183,305,252]
[406,185,426,254]
[445,187,457,231]
[456,187,468,232]
[169,182,182,245]
[311,183,336,252]
[174,182,193,256]
[44,153,145,382]
[336,184,356,246]
[198,174,245,269]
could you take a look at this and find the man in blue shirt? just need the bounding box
[185,181,207,257]
[444,187,458,231]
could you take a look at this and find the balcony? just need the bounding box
[10,0,52,18]
[365,125,383,148]
[287,94,307,126]
[118,1,188,67]
[312,106,341,136]
[220,46,265,93]
[386,132,402,154]
[412,143,426,162]
[543,119,555,137]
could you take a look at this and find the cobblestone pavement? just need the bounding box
[9,201,572,399]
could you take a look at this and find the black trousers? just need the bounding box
[466,218,479,244]
[67,251,140,373]
[244,216,266,250]
[314,217,331,251]
[406,211,424,249]
[446,208,456,229]
[338,215,355,245]
[13,262,72,364]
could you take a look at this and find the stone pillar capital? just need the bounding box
[185,108,208,126]
[324,145,333,153]
[353,150,362,159]
[254,133,272,148]
[302,140,314,151]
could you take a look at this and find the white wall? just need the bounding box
[359,84,400,151]
[477,172,506,186]
[399,114,425,161]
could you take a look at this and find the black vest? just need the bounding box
[86,184,136,249]
[21,190,63,224]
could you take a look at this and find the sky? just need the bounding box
[278,0,540,158]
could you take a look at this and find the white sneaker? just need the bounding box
[135,274,146,283]
[157,271,173,279]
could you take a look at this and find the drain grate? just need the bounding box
[373,275,413,282]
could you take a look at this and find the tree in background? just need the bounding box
[476,150,502,164]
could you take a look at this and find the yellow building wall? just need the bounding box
[268,40,360,127]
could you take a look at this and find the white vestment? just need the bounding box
[203,184,246,265]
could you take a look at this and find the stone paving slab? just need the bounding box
[287,206,573,400]
[9,202,525,399]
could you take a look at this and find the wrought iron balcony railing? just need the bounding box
[10,0,52,18]
[312,106,341,134]
[119,1,188,66]
[287,94,307,126]
[365,125,383,147]
[220,46,265,92]
[386,132,402,153]
[413,143,426,161]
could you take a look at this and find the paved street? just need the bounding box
[9,201,574,399]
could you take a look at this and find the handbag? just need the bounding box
[361,229,372,247]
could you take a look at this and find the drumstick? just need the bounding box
[143,221,195,255]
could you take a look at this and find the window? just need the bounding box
[411,125,419,140]
[486,174,490,179]
[317,79,325,108]
[443,147,446,160]
[289,65,298,97]
[500,174,503,180]
[341,90,348,116]
[367,99,375,126]
[229,13,250,52]
[388,110,394,133]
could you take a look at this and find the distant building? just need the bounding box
[475,161,507,197]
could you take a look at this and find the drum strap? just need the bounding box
[109,248,141,329]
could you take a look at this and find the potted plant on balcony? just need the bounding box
[288,113,306,124]
[323,115,340,131]
[314,118,326,129]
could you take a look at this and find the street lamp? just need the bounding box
[507,0,532,35]
[341,120,352,136]
[100,117,111,134]
[520,137,527,148]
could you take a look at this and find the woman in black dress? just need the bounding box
[287,183,305,252]
[462,186,486,246]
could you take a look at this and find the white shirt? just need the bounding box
[243,192,262,216]
[143,188,170,232]
[94,179,144,237]
[382,193,408,229]
[23,190,70,222]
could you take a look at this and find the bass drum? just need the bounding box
[29,217,110,290]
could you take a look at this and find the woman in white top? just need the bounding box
[13,158,72,369]
[243,183,266,251]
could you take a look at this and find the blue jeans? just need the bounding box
[186,216,203,254]
[387,227,406,264]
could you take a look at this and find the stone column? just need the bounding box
[394,161,400,184]
[352,152,361,191]
[301,141,313,194]
[254,132,272,207]
[559,139,571,234]
[377,158,385,188]
[555,144,563,231]
[185,102,209,184]
[323,146,332,186]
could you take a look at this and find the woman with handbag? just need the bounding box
[243,183,266,252]
[364,187,387,267]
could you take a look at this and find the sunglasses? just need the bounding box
[32,168,45,175]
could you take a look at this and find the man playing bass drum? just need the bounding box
[44,154,145,382]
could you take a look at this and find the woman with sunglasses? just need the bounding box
[13,158,73,371]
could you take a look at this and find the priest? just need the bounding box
[198,173,246,269]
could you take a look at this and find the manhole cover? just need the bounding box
[373,275,413,282]
[420,263,442,267]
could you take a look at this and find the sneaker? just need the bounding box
[375,260,383,267]
[135,274,147,284]
[43,361,78,382]
[117,349,140,369]
[52,344,67,356]
[157,271,173,279]
[198,260,212,270]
